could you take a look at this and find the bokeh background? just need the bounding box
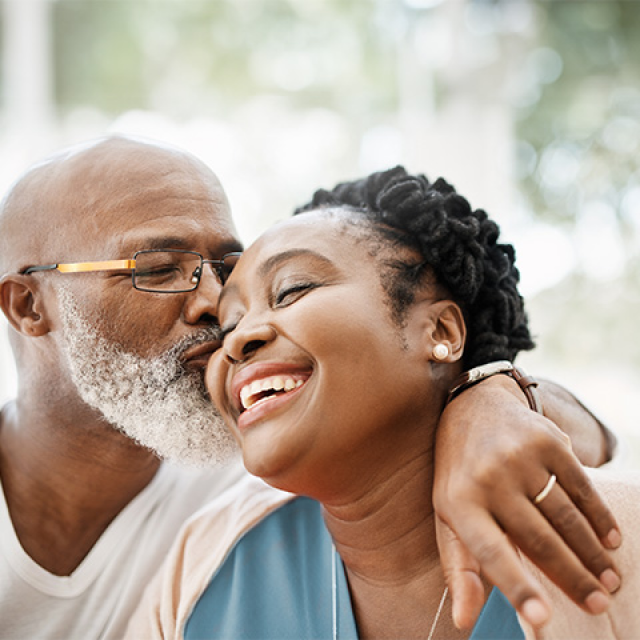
[0,0,638,461]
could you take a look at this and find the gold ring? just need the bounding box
[534,474,557,505]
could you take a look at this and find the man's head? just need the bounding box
[0,136,241,465]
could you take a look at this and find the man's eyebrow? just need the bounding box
[140,237,191,250]
[258,249,332,278]
[126,237,243,255]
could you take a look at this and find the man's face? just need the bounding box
[57,285,238,466]
[42,140,243,464]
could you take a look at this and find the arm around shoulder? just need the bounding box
[537,379,614,468]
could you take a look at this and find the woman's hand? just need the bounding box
[433,374,621,630]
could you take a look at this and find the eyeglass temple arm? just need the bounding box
[22,260,136,275]
[21,264,58,274]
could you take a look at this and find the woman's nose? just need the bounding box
[223,321,277,364]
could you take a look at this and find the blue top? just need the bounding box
[186,497,523,639]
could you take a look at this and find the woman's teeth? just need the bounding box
[240,376,304,410]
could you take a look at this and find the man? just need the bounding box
[0,136,620,638]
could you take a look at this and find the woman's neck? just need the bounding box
[321,450,466,639]
[323,450,438,581]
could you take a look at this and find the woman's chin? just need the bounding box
[241,447,318,497]
[241,445,295,488]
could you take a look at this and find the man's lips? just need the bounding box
[182,341,220,369]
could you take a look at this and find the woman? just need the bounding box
[129,168,640,638]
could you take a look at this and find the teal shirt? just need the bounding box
[186,497,523,639]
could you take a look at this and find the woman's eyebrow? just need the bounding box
[257,249,332,278]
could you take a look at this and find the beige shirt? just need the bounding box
[126,474,292,639]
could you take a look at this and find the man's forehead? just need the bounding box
[4,137,241,268]
[52,183,239,258]
[115,216,242,256]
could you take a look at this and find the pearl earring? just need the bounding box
[433,344,449,361]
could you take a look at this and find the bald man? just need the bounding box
[0,137,619,638]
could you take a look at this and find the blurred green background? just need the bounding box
[1,0,638,460]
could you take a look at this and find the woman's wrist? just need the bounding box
[446,360,543,414]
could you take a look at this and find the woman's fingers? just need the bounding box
[529,470,621,592]
[434,433,621,618]
[434,515,485,629]
[437,506,553,629]
[497,490,617,614]
[434,373,624,624]
[550,451,621,549]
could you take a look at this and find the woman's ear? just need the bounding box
[425,300,466,363]
[0,274,51,337]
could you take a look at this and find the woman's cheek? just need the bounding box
[205,351,227,412]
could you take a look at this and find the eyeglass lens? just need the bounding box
[133,251,240,292]
[133,251,200,292]
[214,252,241,284]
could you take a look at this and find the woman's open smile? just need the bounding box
[230,362,311,431]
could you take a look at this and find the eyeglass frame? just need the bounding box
[18,249,243,293]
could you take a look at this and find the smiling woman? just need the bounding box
[127,167,640,640]
[210,209,470,499]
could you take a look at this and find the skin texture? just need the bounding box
[208,211,620,635]
[0,137,241,575]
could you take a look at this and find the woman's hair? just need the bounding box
[294,166,534,367]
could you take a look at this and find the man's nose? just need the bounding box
[183,267,224,325]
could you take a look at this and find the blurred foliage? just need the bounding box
[516,1,640,226]
[53,0,398,120]
[511,1,640,369]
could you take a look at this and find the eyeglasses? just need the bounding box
[20,249,242,293]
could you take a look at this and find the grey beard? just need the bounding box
[57,286,238,467]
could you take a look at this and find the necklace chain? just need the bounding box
[331,544,448,640]
[428,585,449,640]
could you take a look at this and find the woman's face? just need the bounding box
[207,211,448,499]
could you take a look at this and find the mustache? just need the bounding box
[168,325,222,360]
[146,325,222,388]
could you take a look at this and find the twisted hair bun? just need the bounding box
[295,166,534,367]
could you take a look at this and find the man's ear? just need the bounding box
[0,274,51,337]
[425,299,466,363]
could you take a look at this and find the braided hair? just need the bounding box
[295,166,534,367]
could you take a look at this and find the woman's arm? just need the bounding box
[433,374,621,630]
[536,378,612,467]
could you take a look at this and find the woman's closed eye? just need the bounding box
[274,282,320,307]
